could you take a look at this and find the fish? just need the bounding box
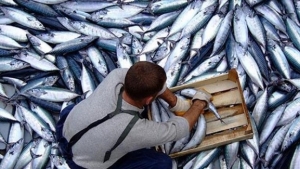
[207,101,226,124]
[46,36,98,55]
[0,6,45,30]
[26,86,80,102]
[14,50,59,71]
[0,24,29,42]
[168,0,202,37]
[259,103,287,145]
[0,34,26,50]
[233,4,248,49]
[289,144,300,169]
[281,115,300,152]
[36,31,81,44]
[191,147,221,169]
[26,34,56,63]
[17,105,55,142]
[211,10,233,56]
[14,0,59,17]
[0,138,24,169]
[181,114,206,151]
[182,50,225,83]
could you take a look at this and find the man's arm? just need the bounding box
[182,100,206,130]
[158,88,177,108]
[158,88,207,130]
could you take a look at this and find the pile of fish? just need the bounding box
[0,0,300,168]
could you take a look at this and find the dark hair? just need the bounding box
[124,61,167,100]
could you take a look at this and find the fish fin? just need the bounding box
[135,21,146,31]
[78,50,88,58]
[6,143,14,150]
[81,91,90,100]
[86,15,97,23]
[220,118,227,124]
[136,30,146,40]
[146,0,156,16]
[228,155,238,169]
[30,149,42,159]
[39,53,47,60]
[165,39,176,47]
[23,42,31,49]
[7,83,22,102]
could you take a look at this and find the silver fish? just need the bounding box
[192,147,221,169]
[164,35,190,72]
[0,7,45,30]
[26,34,56,63]
[182,50,225,83]
[254,4,287,35]
[29,102,57,132]
[264,122,292,167]
[0,34,26,50]
[168,0,202,37]
[31,138,51,169]
[181,114,206,151]
[233,4,248,49]
[267,38,291,79]
[14,50,59,71]
[260,103,287,145]
[91,4,144,19]
[0,138,24,169]
[81,63,96,99]
[224,141,239,169]
[57,1,114,12]
[201,13,224,49]
[86,46,108,76]
[236,43,264,89]
[0,24,28,42]
[26,86,80,102]
[282,115,300,152]
[290,144,300,169]
[211,10,233,56]
[180,3,217,39]
[36,31,81,44]
[17,105,55,142]
[31,0,67,4]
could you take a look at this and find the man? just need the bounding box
[56,61,211,169]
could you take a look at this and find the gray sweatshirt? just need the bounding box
[63,68,189,169]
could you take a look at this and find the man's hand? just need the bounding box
[192,89,212,108]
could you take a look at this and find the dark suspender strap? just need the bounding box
[66,87,143,161]
[67,114,111,150]
[67,88,124,151]
[104,113,140,162]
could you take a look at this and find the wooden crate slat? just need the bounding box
[204,104,244,122]
[211,89,242,107]
[206,113,248,134]
[170,126,253,158]
[195,80,237,94]
[170,74,229,92]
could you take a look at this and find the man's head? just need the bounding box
[124,61,166,103]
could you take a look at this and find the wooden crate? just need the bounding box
[150,69,254,158]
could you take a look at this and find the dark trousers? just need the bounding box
[56,104,85,169]
[57,105,172,169]
[108,148,172,169]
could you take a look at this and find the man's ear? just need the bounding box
[145,96,154,105]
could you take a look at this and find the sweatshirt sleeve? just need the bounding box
[129,116,190,148]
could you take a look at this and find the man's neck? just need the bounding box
[122,91,144,109]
